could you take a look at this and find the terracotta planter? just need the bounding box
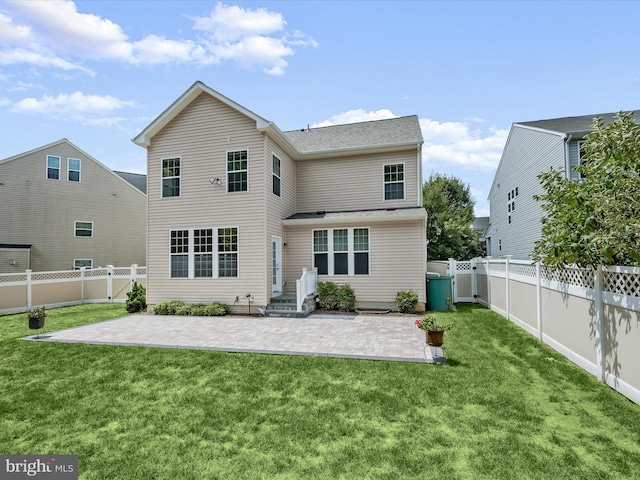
[426,330,444,347]
[28,317,45,330]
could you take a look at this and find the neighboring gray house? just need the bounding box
[133,81,427,312]
[486,112,639,258]
[0,139,147,273]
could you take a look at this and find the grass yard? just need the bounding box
[1,304,640,479]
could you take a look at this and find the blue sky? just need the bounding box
[1,1,639,216]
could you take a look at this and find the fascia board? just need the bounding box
[282,210,427,226]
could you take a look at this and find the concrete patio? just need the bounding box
[26,312,445,363]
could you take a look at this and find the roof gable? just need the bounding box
[516,111,640,135]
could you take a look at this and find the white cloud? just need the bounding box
[312,109,398,128]
[0,97,11,106]
[421,119,508,171]
[0,1,316,75]
[10,91,134,126]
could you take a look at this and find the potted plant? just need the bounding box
[415,314,452,347]
[27,306,46,330]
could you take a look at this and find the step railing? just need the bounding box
[296,267,318,312]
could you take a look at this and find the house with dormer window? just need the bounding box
[133,81,427,313]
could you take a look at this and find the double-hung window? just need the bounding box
[47,155,60,180]
[68,158,81,182]
[272,154,281,197]
[384,163,404,200]
[169,227,238,278]
[74,221,93,237]
[227,150,248,192]
[74,259,93,269]
[162,157,180,198]
[170,230,189,278]
[313,228,370,276]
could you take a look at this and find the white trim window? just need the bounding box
[169,227,238,279]
[162,157,180,198]
[227,150,248,193]
[74,221,93,238]
[384,163,404,200]
[313,227,370,276]
[47,155,60,180]
[507,186,518,224]
[577,141,587,179]
[74,259,93,269]
[68,158,81,182]
[272,154,281,197]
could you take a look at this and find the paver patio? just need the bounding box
[26,313,444,363]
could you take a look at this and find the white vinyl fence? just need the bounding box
[428,258,640,405]
[0,265,146,314]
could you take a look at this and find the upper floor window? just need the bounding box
[68,158,81,182]
[272,154,281,197]
[227,150,248,193]
[162,157,180,198]
[47,155,60,180]
[578,141,587,179]
[74,221,93,238]
[384,163,404,200]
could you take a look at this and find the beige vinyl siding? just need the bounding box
[265,137,296,298]
[0,140,146,273]
[284,219,426,307]
[295,148,420,212]
[146,92,268,306]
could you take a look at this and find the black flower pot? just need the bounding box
[29,317,45,329]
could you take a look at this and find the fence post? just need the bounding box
[536,261,542,341]
[448,258,456,303]
[486,257,491,308]
[471,258,478,303]
[594,264,604,382]
[505,256,512,321]
[130,264,138,286]
[80,267,86,304]
[26,269,32,309]
[107,265,113,302]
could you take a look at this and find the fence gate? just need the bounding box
[449,259,478,303]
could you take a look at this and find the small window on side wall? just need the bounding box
[47,155,60,180]
[272,155,281,197]
[68,158,81,182]
[74,221,93,237]
[74,259,93,269]
[384,164,404,200]
[162,157,180,198]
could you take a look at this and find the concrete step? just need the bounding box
[263,309,310,319]
[266,302,297,311]
[269,294,297,304]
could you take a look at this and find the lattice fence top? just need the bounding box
[604,271,640,297]
[32,270,82,282]
[113,267,132,276]
[456,262,472,271]
[0,273,27,284]
[85,268,108,278]
[542,266,594,289]
[510,263,537,278]
[136,267,146,276]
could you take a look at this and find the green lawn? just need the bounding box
[1,304,639,479]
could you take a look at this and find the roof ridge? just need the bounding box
[283,114,418,133]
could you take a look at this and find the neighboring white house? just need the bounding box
[486,111,640,259]
[0,139,147,273]
[133,81,427,312]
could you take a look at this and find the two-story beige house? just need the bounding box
[133,81,427,312]
[0,139,146,273]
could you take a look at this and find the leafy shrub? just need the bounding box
[395,290,419,313]
[153,300,185,315]
[338,284,356,312]
[153,300,230,316]
[318,281,340,310]
[318,282,357,311]
[126,282,147,313]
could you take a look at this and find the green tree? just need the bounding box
[423,173,480,260]
[533,112,640,268]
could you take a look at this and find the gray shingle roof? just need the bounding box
[517,111,640,135]
[282,115,423,153]
[114,171,147,194]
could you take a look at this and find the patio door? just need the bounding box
[272,236,283,296]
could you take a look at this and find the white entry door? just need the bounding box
[272,236,283,296]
